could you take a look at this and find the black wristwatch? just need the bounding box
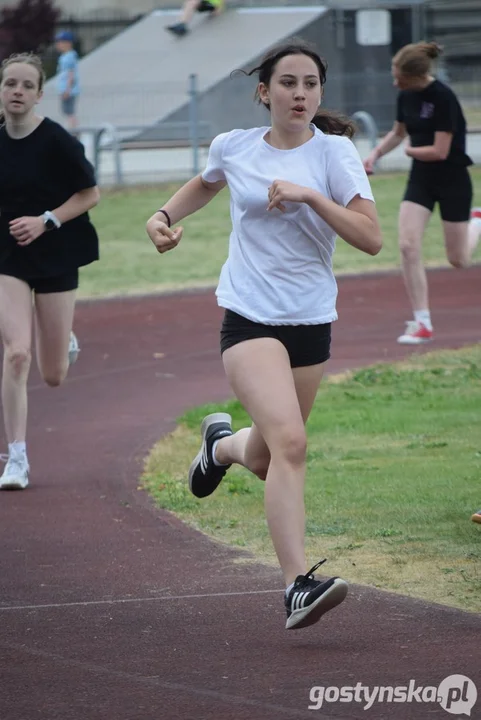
[42,211,61,231]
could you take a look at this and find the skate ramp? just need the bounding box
[39,6,328,132]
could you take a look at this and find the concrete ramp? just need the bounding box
[39,6,328,131]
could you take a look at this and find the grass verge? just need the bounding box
[80,169,481,298]
[141,345,481,613]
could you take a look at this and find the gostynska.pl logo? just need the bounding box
[308,675,477,715]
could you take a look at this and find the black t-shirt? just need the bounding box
[396,79,473,175]
[0,117,99,277]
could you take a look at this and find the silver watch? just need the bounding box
[42,211,61,231]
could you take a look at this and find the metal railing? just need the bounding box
[76,74,211,185]
[352,111,378,150]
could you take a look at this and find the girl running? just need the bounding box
[0,53,100,490]
[146,38,382,630]
[363,42,481,344]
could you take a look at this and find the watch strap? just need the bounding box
[43,211,62,229]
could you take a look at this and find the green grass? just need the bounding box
[465,106,481,130]
[80,168,481,298]
[141,345,481,613]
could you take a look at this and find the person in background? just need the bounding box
[166,0,224,38]
[363,42,481,345]
[55,30,80,131]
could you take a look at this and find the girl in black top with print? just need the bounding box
[0,53,100,490]
[364,42,481,345]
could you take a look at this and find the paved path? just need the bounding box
[1,267,480,720]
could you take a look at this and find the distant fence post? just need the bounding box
[189,73,200,176]
[104,123,123,186]
[93,124,123,186]
[410,3,425,43]
[92,128,103,178]
[352,111,379,150]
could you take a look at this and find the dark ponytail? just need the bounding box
[423,41,443,59]
[312,109,356,138]
[239,37,356,138]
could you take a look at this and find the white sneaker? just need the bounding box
[68,331,80,365]
[470,207,481,224]
[397,320,433,345]
[0,452,29,490]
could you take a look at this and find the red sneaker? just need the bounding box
[472,510,481,524]
[397,320,433,345]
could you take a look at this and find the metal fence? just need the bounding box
[71,66,481,131]
[78,75,212,185]
[323,67,481,132]
[73,67,481,186]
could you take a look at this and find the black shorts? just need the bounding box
[61,96,77,117]
[220,310,331,368]
[403,166,472,222]
[0,269,79,294]
[197,0,216,11]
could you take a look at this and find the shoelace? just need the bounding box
[0,453,25,472]
[404,320,421,334]
[294,559,327,589]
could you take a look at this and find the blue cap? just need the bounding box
[55,30,74,42]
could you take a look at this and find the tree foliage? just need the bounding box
[0,0,61,62]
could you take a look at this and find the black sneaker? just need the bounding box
[166,23,188,37]
[188,413,233,498]
[285,560,348,630]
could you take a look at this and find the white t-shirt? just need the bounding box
[202,125,374,325]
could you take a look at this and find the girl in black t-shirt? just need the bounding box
[364,42,481,345]
[0,53,100,490]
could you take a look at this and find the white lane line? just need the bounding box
[0,640,320,718]
[0,587,282,612]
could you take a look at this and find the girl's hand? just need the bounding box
[267,180,308,212]
[9,216,45,246]
[363,153,377,175]
[146,214,183,254]
[404,138,413,157]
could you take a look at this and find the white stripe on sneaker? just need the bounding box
[292,591,308,610]
[200,444,209,475]
[286,579,348,630]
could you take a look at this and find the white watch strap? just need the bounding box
[44,211,62,229]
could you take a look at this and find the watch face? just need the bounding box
[45,218,56,230]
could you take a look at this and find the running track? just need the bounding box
[1,267,480,720]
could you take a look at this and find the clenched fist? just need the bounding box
[267,180,309,212]
[146,213,183,254]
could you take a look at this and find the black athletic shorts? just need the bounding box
[220,310,331,368]
[197,0,216,11]
[0,269,79,294]
[403,166,472,222]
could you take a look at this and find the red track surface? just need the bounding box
[1,267,480,720]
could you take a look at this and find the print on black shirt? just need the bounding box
[396,79,473,169]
